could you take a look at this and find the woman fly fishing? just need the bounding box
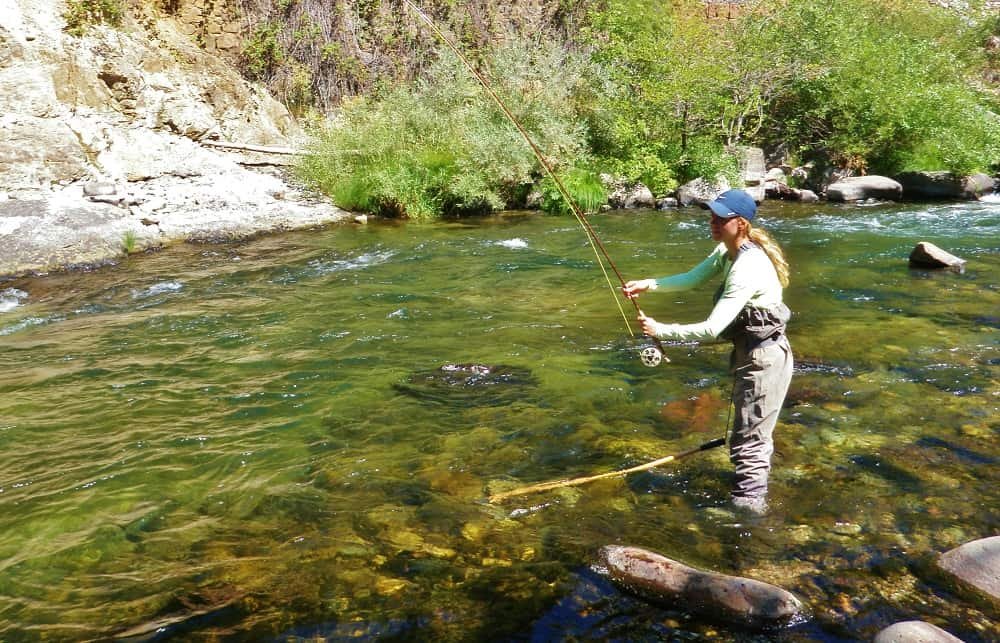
[623,189,793,515]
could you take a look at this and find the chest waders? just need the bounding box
[716,244,794,506]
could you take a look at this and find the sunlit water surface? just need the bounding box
[0,200,997,641]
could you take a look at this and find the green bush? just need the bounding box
[750,0,1000,174]
[586,0,1000,180]
[298,38,597,220]
[242,21,285,78]
[63,0,124,36]
[585,0,736,186]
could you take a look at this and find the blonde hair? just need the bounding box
[745,221,790,287]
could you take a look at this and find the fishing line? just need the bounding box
[403,0,668,365]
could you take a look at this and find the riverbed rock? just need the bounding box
[797,189,819,202]
[393,364,537,407]
[597,545,807,630]
[873,620,964,643]
[909,242,967,273]
[936,535,1000,607]
[764,180,819,203]
[826,176,903,202]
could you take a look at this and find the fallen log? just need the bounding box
[201,140,302,155]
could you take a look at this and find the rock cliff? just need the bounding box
[0,0,347,278]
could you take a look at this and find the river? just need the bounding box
[0,199,997,641]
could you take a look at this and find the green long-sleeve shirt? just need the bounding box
[648,242,784,342]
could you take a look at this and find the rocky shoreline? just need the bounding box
[0,155,351,280]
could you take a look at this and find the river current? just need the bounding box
[0,199,997,641]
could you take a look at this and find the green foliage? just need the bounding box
[63,0,124,36]
[298,38,597,220]
[583,0,741,185]
[583,0,1000,180]
[750,0,1000,174]
[678,138,741,186]
[242,22,285,78]
[280,62,314,114]
[239,0,597,111]
[538,168,607,215]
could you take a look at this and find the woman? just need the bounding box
[623,189,793,515]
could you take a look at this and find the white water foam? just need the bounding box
[496,238,528,249]
[309,250,397,275]
[0,316,55,336]
[0,288,28,313]
[131,281,184,300]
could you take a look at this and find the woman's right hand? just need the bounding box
[622,279,655,300]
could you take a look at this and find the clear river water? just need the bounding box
[0,199,997,641]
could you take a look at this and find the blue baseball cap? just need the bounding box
[705,189,757,221]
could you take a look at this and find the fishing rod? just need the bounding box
[488,372,737,503]
[488,437,726,503]
[402,0,668,367]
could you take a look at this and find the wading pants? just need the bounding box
[729,338,793,500]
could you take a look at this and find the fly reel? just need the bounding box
[639,345,663,367]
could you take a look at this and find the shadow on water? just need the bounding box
[914,436,997,466]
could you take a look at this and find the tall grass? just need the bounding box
[538,168,607,216]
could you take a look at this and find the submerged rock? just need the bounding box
[873,620,964,643]
[909,242,967,273]
[597,545,807,630]
[393,364,536,407]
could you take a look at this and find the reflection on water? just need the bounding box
[0,201,997,641]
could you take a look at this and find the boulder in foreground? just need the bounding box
[597,545,806,630]
[909,242,967,273]
[873,620,964,643]
[936,535,1000,608]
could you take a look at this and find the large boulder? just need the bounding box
[873,621,964,643]
[602,175,656,209]
[597,545,806,630]
[826,175,903,202]
[676,176,731,206]
[895,171,997,200]
[936,536,1000,608]
[726,145,766,187]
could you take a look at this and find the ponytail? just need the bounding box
[746,223,789,287]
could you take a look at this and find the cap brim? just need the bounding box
[706,200,739,217]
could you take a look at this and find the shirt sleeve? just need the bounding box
[653,243,726,291]
[649,249,766,342]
